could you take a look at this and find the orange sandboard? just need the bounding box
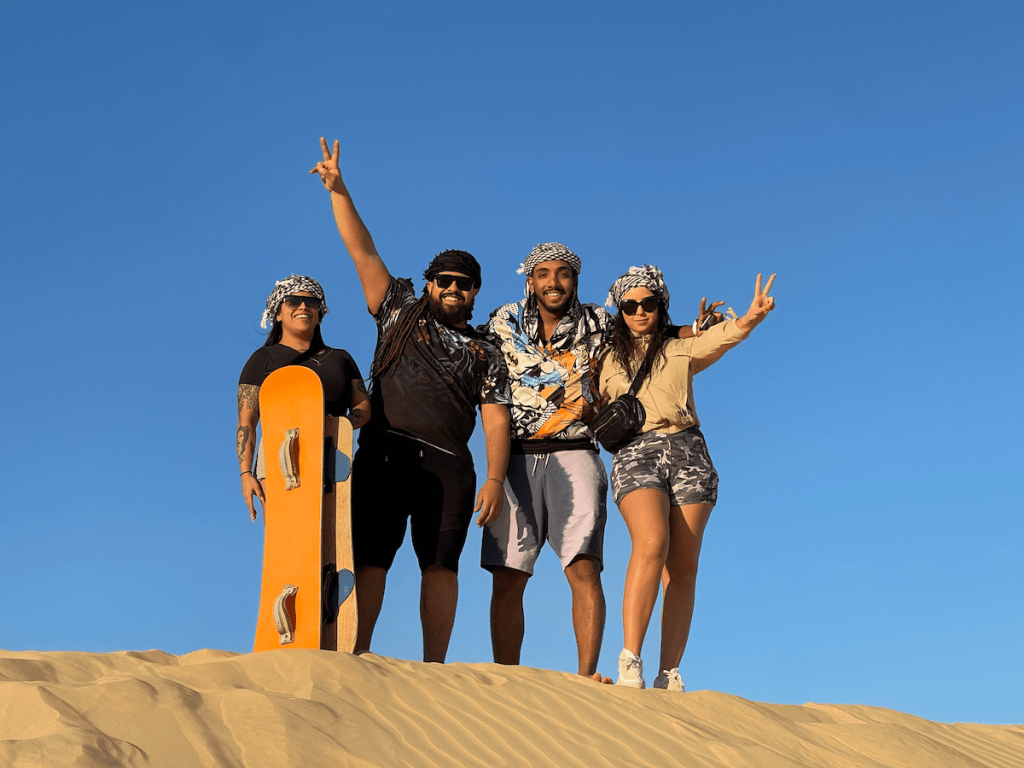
[254,365,357,652]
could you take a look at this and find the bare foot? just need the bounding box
[583,671,614,685]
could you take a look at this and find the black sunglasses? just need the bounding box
[619,296,659,315]
[435,274,475,291]
[282,295,323,310]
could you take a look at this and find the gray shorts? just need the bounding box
[481,449,607,575]
[610,428,719,507]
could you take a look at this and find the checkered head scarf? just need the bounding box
[260,274,330,329]
[517,242,582,278]
[605,264,671,311]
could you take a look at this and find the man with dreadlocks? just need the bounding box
[480,243,720,683]
[310,138,511,663]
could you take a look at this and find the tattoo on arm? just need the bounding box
[237,425,251,464]
[237,384,260,415]
[349,406,369,430]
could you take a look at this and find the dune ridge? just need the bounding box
[1,648,1020,768]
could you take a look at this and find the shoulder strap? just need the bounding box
[626,342,657,397]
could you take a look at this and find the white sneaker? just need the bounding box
[616,648,645,689]
[653,667,685,692]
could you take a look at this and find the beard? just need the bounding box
[534,288,573,316]
[427,291,475,326]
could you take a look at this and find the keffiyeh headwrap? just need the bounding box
[260,274,329,329]
[423,249,482,288]
[605,264,671,311]
[517,242,583,277]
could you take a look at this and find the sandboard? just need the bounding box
[253,365,357,652]
[322,414,357,652]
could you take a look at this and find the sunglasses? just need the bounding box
[282,295,323,310]
[619,297,659,315]
[435,274,475,291]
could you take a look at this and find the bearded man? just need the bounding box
[311,138,511,663]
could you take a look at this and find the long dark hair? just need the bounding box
[263,321,326,351]
[369,293,430,380]
[607,299,673,379]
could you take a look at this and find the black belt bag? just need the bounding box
[591,345,655,453]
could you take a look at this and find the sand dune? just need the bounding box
[1,648,1020,767]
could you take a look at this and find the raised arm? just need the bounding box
[688,272,776,373]
[474,403,511,527]
[310,138,392,315]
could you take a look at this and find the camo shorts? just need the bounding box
[610,427,718,507]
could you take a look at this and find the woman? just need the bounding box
[236,274,371,519]
[597,265,775,691]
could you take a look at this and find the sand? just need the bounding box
[1,648,1020,767]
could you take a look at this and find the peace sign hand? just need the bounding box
[736,272,776,332]
[694,297,726,335]
[309,137,346,194]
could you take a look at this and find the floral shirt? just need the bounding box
[485,298,612,444]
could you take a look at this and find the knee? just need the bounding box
[492,567,529,600]
[631,535,669,566]
[565,556,602,587]
[665,558,699,587]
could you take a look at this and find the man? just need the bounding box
[482,243,718,682]
[311,138,511,663]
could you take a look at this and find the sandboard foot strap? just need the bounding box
[273,584,298,645]
[278,428,300,490]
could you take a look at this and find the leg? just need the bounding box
[618,488,671,657]
[411,447,476,664]
[659,502,714,672]
[420,565,458,663]
[544,450,610,681]
[564,555,609,681]
[354,565,386,654]
[481,454,542,665]
[490,566,530,664]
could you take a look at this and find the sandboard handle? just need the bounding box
[272,584,298,645]
[278,428,300,490]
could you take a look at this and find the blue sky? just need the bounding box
[2,1,1021,726]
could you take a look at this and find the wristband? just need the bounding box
[692,320,699,335]
[241,470,253,477]
[486,477,503,485]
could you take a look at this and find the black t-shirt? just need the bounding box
[238,344,364,417]
[363,278,511,463]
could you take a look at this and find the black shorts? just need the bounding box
[351,432,477,573]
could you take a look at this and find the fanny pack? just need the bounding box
[591,344,655,453]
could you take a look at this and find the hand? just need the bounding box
[474,478,505,527]
[695,297,725,335]
[241,473,266,521]
[736,273,776,332]
[309,137,345,194]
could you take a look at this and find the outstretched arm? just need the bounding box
[310,138,392,315]
[475,403,511,527]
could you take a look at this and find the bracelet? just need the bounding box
[486,477,503,485]
[692,320,699,334]
[241,470,252,477]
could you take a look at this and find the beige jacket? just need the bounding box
[597,320,749,434]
